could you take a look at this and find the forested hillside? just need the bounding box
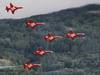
[0,4,100,75]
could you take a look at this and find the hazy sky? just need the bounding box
[0,0,100,19]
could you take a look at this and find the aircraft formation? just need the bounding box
[24,20,85,70]
[1,3,86,71]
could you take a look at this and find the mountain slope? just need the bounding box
[0,4,100,75]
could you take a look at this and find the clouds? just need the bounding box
[0,0,100,19]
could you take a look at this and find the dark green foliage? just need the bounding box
[0,4,100,75]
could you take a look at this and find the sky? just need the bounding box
[0,0,100,19]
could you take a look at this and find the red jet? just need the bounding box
[43,33,63,42]
[65,31,85,40]
[26,19,45,30]
[23,63,41,71]
[6,3,23,14]
[33,48,53,56]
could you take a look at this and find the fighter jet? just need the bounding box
[23,62,41,71]
[65,31,85,40]
[6,3,23,14]
[43,33,63,42]
[33,48,53,56]
[26,19,45,30]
